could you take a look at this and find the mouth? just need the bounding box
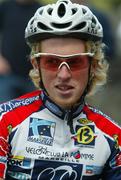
[55,85,74,95]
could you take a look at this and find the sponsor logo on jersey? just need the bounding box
[113,134,119,149]
[0,155,7,163]
[86,165,93,174]
[110,152,121,168]
[27,118,56,146]
[72,125,96,148]
[71,150,94,160]
[37,165,78,180]
[7,171,31,180]
[0,95,39,116]
[8,156,32,168]
[26,145,94,162]
[77,118,92,125]
[85,165,103,175]
[32,161,83,179]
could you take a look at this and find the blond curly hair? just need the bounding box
[29,41,109,97]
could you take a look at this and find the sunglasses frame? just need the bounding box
[32,52,94,71]
[32,52,94,59]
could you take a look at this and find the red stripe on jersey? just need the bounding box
[0,90,42,178]
[0,163,5,178]
[84,105,121,146]
[0,90,42,145]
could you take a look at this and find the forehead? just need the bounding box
[40,38,86,55]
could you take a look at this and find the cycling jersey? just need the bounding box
[0,90,121,179]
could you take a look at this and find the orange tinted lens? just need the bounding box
[39,55,89,71]
[40,55,61,70]
[67,55,89,71]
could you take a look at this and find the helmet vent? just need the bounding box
[30,19,34,25]
[72,8,77,15]
[58,3,66,18]
[47,8,53,15]
[51,22,72,29]
[37,22,52,30]
[91,17,96,28]
[70,22,86,30]
[82,8,87,14]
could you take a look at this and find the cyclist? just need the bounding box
[0,0,121,179]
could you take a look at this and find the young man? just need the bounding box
[0,0,121,179]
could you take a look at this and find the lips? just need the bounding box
[56,85,74,92]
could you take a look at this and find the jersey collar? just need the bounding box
[41,90,85,120]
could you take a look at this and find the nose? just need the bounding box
[57,63,72,80]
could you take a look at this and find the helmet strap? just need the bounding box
[75,56,93,104]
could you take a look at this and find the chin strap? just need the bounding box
[36,57,49,94]
[74,56,93,103]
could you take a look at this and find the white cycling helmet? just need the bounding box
[25,0,103,43]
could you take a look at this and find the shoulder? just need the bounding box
[0,90,42,118]
[0,90,43,139]
[84,104,121,146]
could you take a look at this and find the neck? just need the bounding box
[41,90,85,119]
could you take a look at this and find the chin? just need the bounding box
[50,93,81,109]
[55,99,77,109]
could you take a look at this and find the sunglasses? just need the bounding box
[33,52,94,71]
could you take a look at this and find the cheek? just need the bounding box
[73,69,89,83]
[41,69,55,88]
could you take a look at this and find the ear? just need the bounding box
[31,58,39,70]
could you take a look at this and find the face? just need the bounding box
[32,38,90,109]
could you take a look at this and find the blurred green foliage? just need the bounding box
[0,0,121,10]
[40,0,57,4]
[0,0,120,8]
[91,0,121,10]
